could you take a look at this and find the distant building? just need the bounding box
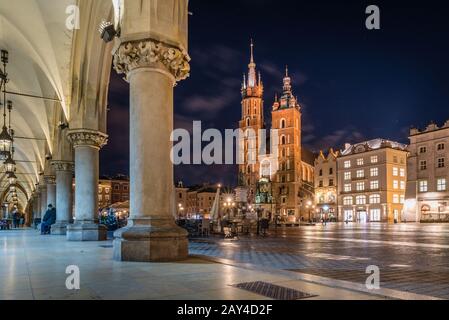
[404,120,449,222]
[98,175,129,208]
[314,149,339,221]
[174,183,222,218]
[73,175,130,210]
[337,139,408,223]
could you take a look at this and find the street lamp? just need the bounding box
[8,172,17,185]
[4,151,15,173]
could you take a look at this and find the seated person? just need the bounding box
[41,204,56,235]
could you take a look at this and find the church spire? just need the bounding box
[247,39,257,88]
[283,64,292,94]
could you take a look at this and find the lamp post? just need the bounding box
[0,50,12,161]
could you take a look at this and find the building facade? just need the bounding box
[404,120,449,222]
[337,139,408,223]
[238,43,314,222]
[98,176,130,208]
[314,149,339,221]
[175,183,221,219]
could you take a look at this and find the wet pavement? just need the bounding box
[189,223,449,299]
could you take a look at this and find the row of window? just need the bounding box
[318,179,334,187]
[344,156,378,168]
[419,143,445,154]
[343,194,404,205]
[419,179,447,192]
[343,179,405,192]
[419,158,445,170]
[343,167,405,180]
[318,167,334,176]
[98,184,129,193]
[343,155,404,168]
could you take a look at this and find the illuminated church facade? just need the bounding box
[238,43,314,221]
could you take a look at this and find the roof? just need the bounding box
[302,148,317,166]
[340,139,407,156]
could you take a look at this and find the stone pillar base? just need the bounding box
[113,220,188,262]
[67,222,107,241]
[50,222,69,235]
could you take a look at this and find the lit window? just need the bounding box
[393,194,399,204]
[370,167,378,177]
[419,146,427,153]
[400,168,405,177]
[355,195,366,205]
[419,180,428,192]
[437,143,445,151]
[393,180,399,189]
[371,156,378,163]
[357,158,364,166]
[393,167,398,176]
[344,161,351,168]
[420,160,427,170]
[369,194,380,204]
[344,172,351,180]
[344,184,352,192]
[356,170,364,178]
[400,181,405,190]
[98,187,103,193]
[343,197,353,205]
[356,182,365,191]
[437,158,445,168]
[370,180,379,189]
[437,178,447,191]
[400,195,405,204]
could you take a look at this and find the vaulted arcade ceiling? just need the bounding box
[0,0,115,208]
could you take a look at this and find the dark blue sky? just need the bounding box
[101,0,449,186]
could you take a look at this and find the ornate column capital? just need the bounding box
[67,129,108,149]
[51,161,75,173]
[113,39,191,83]
[44,175,56,185]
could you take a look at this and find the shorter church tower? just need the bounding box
[271,67,303,219]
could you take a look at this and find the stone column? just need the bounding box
[112,39,190,261]
[51,161,74,235]
[66,130,108,241]
[44,175,56,208]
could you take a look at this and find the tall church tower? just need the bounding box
[238,41,264,203]
[271,67,303,218]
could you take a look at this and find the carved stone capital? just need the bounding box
[51,161,75,173]
[113,39,190,82]
[44,175,56,185]
[67,129,108,149]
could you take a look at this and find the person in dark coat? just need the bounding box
[12,209,20,229]
[41,204,56,235]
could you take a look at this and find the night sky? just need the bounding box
[101,0,449,187]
